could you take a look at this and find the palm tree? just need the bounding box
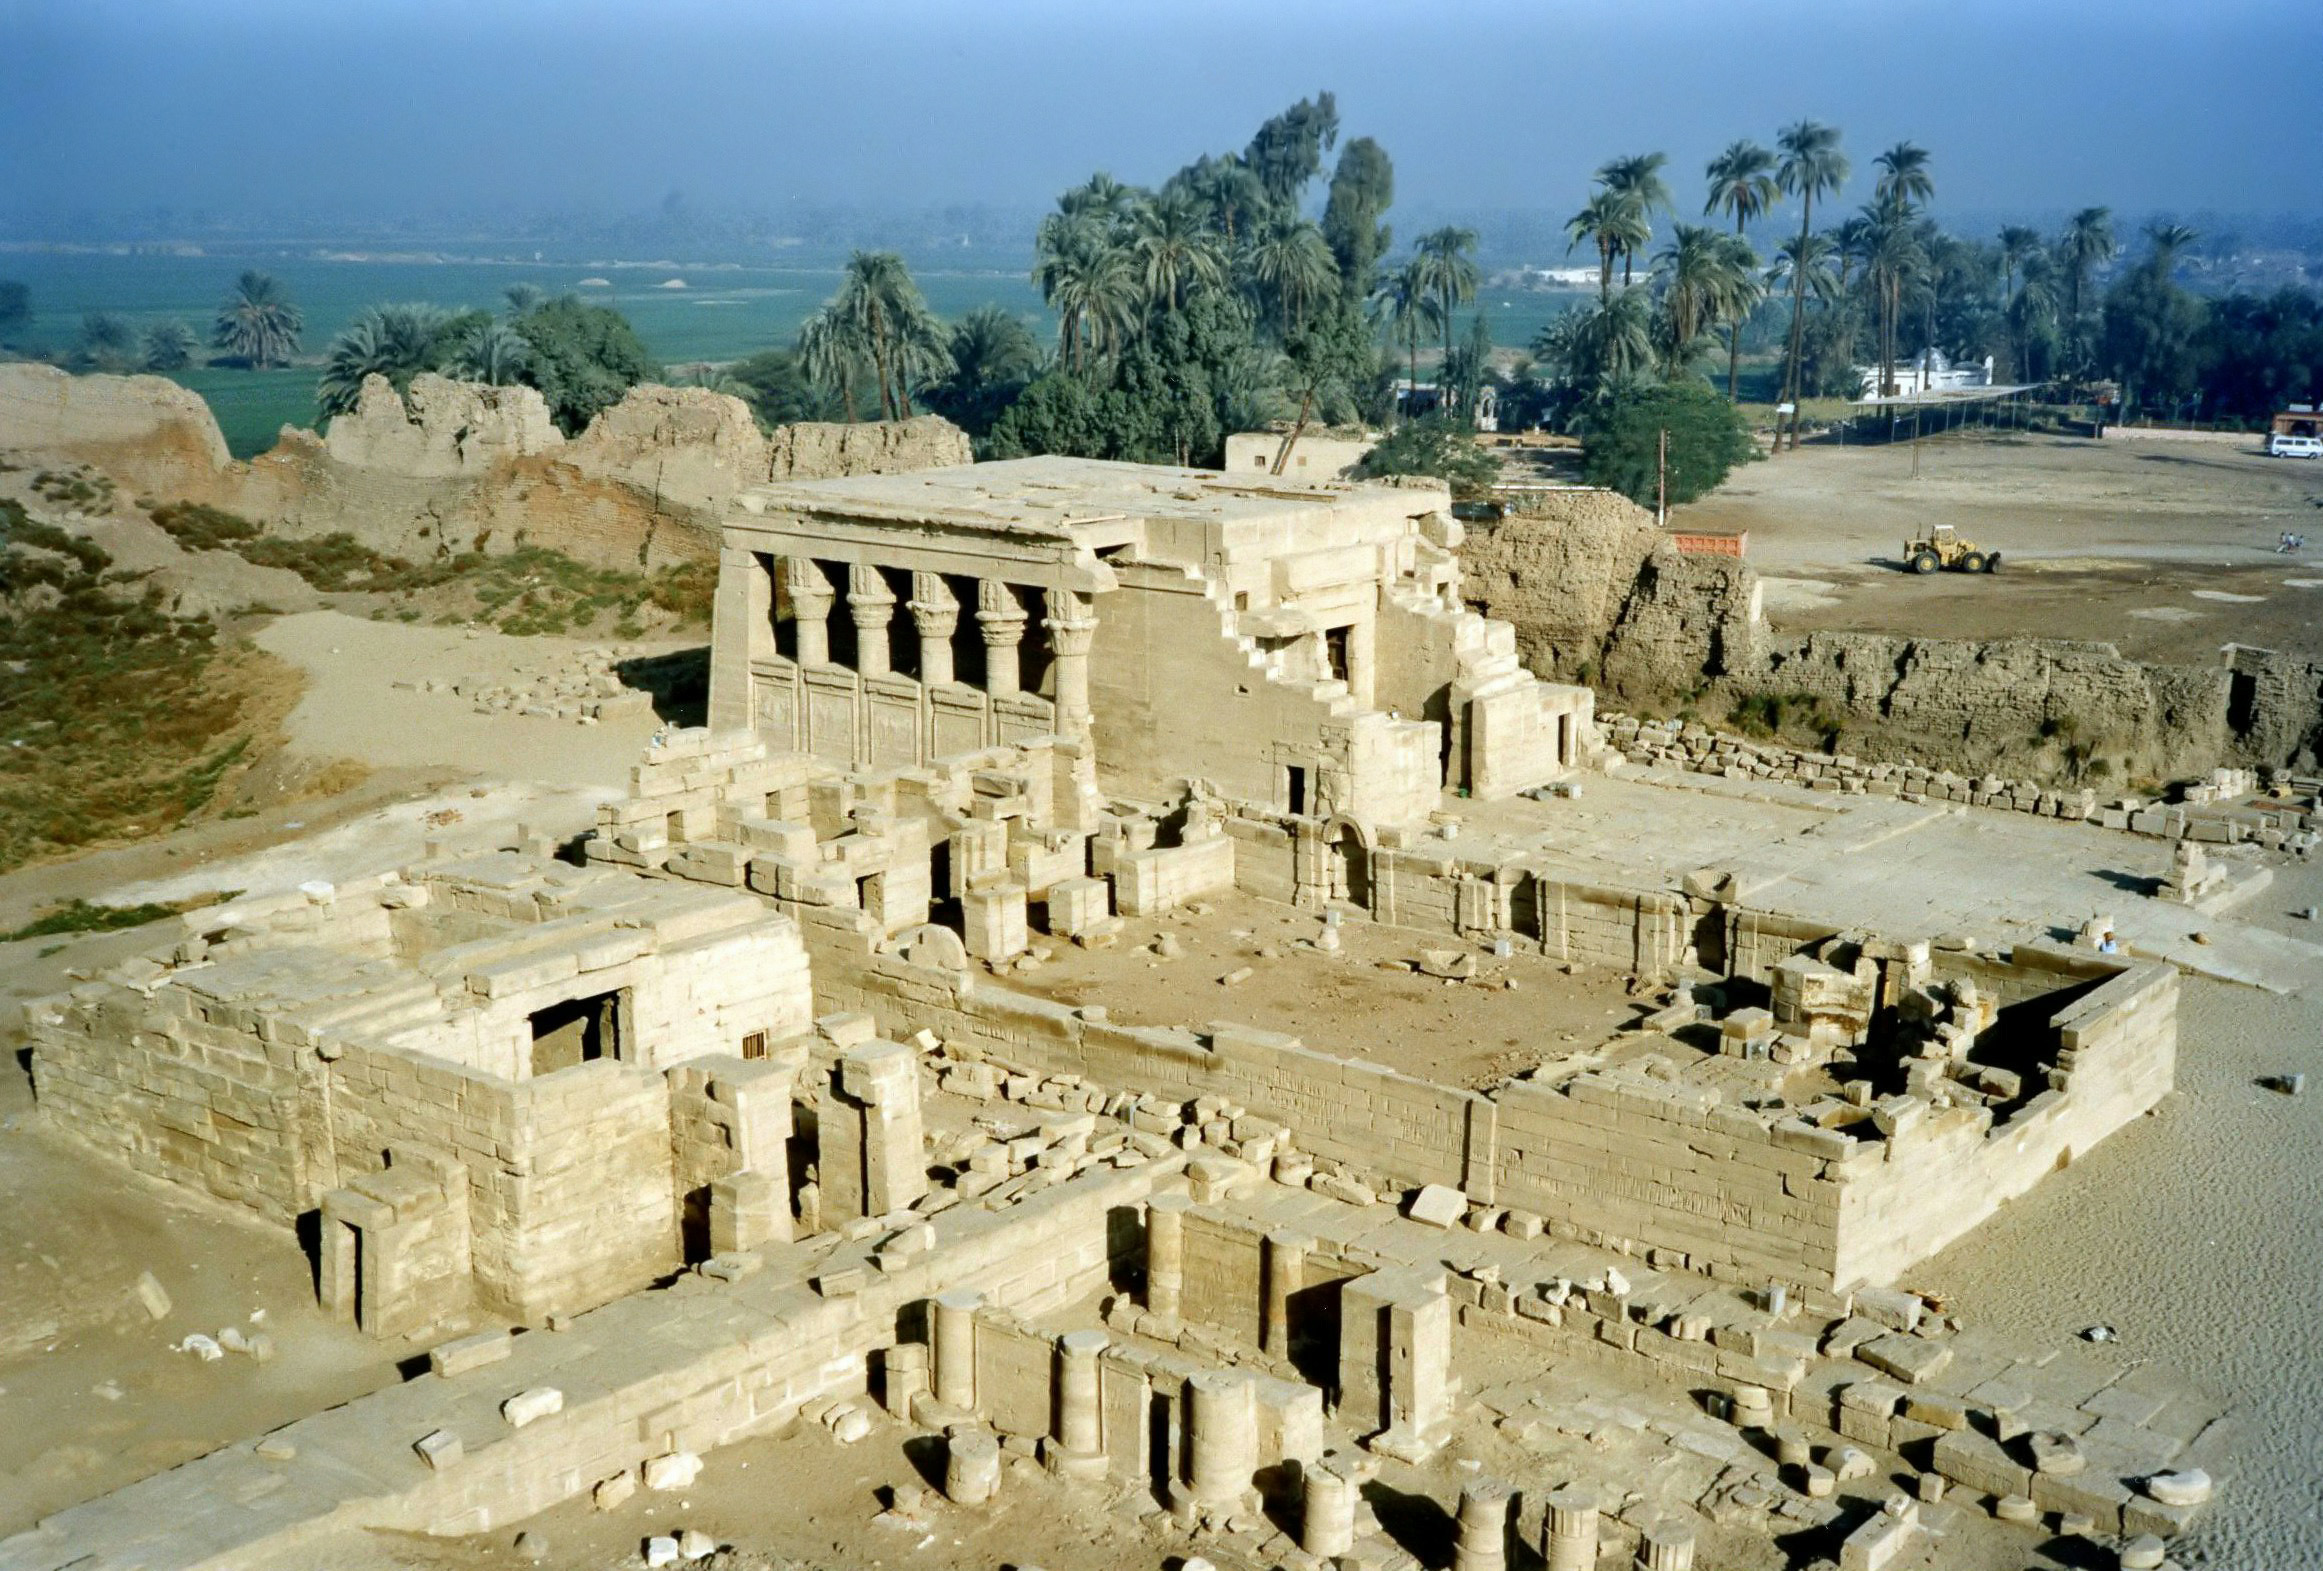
[2008,252,2060,381]
[1566,191,1645,303]
[212,269,303,369]
[797,306,863,422]
[77,312,135,367]
[1247,211,1339,334]
[1872,142,1935,213]
[1766,232,1839,394]
[452,319,531,385]
[1060,171,1137,223]
[1413,225,1480,371]
[1709,234,1764,400]
[2056,207,2117,368]
[1860,204,1928,398]
[2144,220,2200,279]
[1998,226,2042,304]
[1773,122,1849,446]
[141,319,197,372]
[503,283,544,316]
[1177,156,1268,246]
[1372,259,1443,418]
[834,251,949,419]
[1129,191,1225,315]
[1704,142,1779,398]
[1597,154,1673,286]
[316,302,454,417]
[1033,211,1138,372]
[1652,224,1730,378]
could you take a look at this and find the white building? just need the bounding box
[1856,348,1995,401]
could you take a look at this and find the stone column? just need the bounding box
[1181,1369,1257,1512]
[786,557,834,665]
[1043,588,1097,733]
[1544,1486,1601,1571]
[1049,1329,1108,1479]
[1636,1515,1695,1571]
[945,1428,1001,1505]
[1300,1462,1357,1558]
[977,580,1026,698]
[1454,1478,1514,1571]
[820,1039,926,1222]
[883,1341,929,1419]
[909,572,960,686]
[932,1289,982,1413]
[1263,1230,1310,1358]
[1145,1194,1189,1322]
[848,564,896,677]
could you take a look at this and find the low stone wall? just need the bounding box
[804,914,2172,1292]
[0,1156,1173,1571]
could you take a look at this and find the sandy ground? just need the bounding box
[1008,888,1645,1087]
[251,611,677,789]
[1911,859,2323,1564]
[1676,432,2323,665]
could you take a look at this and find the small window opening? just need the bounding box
[741,1031,769,1061]
[1287,765,1309,817]
[1323,626,1352,684]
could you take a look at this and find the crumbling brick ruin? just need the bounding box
[8,455,2224,1571]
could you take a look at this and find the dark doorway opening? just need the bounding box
[530,989,623,1076]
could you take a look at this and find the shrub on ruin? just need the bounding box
[1580,381,1754,509]
[510,298,660,436]
[1355,415,1500,500]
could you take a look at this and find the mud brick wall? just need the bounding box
[28,993,316,1223]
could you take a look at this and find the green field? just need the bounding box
[3,247,1594,457]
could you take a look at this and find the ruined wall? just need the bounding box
[0,364,972,574]
[326,1047,678,1320]
[1458,486,2323,779]
[27,985,316,1223]
[0,361,231,496]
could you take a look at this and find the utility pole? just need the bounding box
[1656,426,1668,527]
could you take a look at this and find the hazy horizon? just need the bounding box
[8,0,2323,251]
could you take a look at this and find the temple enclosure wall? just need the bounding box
[802,906,2174,1292]
[1459,490,2323,780]
[0,363,971,571]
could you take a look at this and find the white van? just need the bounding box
[2269,433,2322,458]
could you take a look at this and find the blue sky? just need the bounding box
[6,0,2320,229]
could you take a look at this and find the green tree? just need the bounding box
[1413,225,1479,371]
[1320,135,1396,292]
[77,312,136,369]
[923,305,1043,438]
[450,319,531,386]
[1242,92,1339,208]
[140,319,197,372]
[728,347,836,427]
[1872,142,1934,211]
[511,297,658,434]
[1651,224,1734,379]
[1773,121,1850,445]
[1596,153,1674,286]
[1130,191,1226,314]
[212,270,302,369]
[2056,207,2117,371]
[1705,140,1780,397]
[503,282,544,316]
[1354,414,1499,499]
[833,251,954,420]
[2144,221,2200,280]
[1033,210,1139,372]
[797,305,865,421]
[1581,381,1754,509]
[1566,190,1647,304]
[316,303,468,416]
[1246,210,1339,334]
[1372,258,1443,415]
[2102,229,2208,419]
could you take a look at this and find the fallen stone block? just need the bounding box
[1407,1184,1468,1228]
[413,1429,463,1470]
[429,1329,514,1378]
[645,1451,703,1492]
[133,1271,172,1321]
